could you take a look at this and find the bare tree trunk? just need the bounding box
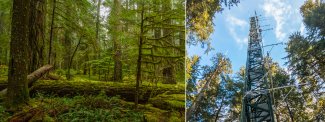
[63,31,71,75]
[48,0,56,65]
[67,37,82,80]
[96,0,101,58]
[214,97,225,122]
[135,1,144,109]
[285,99,294,122]
[186,62,225,120]
[6,0,31,110]
[28,0,46,73]
[112,0,122,82]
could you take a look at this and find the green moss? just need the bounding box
[146,93,185,121]
[0,65,8,76]
[148,93,185,111]
[29,113,55,122]
[0,75,185,121]
[0,76,7,84]
[166,100,184,109]
[168,111,183,122]
[0,105,10,122]
[29,78,184,104]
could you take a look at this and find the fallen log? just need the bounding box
[148,94,185,111]
[29,80,184,103]
[27,65,54,86]
[8,108,42,122]
[0,65,53,97]
[45,73,62,80]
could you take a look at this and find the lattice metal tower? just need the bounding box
[240,13,274,122]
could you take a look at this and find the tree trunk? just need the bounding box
[135,2,145,109]
[214,97,225,122]
[63,1,72,79]
[112,0,122,82]
[48,0,56,65]
[96,0,101,58]
[6,0,31,109]
[186,64,223,120]
[162,67,176,84]
[66,36,81,80]
[28,0,46,73]
[27,65,53,85]
[285,99,294,122]
[162,0,176,84]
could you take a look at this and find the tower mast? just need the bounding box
[240,12,275,122]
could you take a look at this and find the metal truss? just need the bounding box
[240,13,275,122]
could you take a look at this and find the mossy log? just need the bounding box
[30,80,184,103]
[148,94,185,111]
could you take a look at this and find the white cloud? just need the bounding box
[227,15,247,27]
[262,0,292,41]
[229,28,248,49]
[226,15,248,49]
[300,22,305,34]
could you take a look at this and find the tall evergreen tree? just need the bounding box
[6,0,31,110]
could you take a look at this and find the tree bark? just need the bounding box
[28,0,46,73]
[67,37,82,80]
[135,1,145,109]
[112,0,122,82]
[27,64,53,85]
[6,0,31,109]
[285,99,294,122]
[48,0,56,65]
[96,0,101,58]
[214,96,225,122]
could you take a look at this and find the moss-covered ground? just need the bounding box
[0,75,185,122]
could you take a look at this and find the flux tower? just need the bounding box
[240,13,275,122]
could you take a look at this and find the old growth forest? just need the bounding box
[186,0,324,121]
[0,0,185,121]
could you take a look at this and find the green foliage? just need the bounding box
[224,67,244,121]
[58,106,142,122]
[0,65,8,76]
[186,53,234,121]
[55,69,79,78]
[55,69,65,76]
[0,105,10,122]
[0,0,11,65]
[186,55,200,106]
[303,2,325,37]
[186,0,240,52]
[0,90,185,121]
[286,4,324,121]
[286,2,324,102]
[26,93,143,122]
[55,95,143,122]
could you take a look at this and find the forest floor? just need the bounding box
[0,75,185,122]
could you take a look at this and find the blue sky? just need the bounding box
[187,0,306,74]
